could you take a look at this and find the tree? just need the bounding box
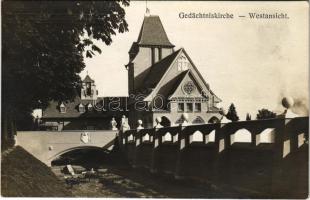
[246,113,251,121]
[226,103,239,122]
[2,1,129,148]
[256,109,277,120]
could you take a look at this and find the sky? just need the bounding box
[78,1,308,120]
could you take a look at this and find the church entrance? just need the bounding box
[161,116,171,127]
[208,116,220,124]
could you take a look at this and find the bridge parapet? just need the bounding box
[120,117,309,198]
[17,130,118,167]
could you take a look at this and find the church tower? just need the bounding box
[81,75,98,100]
[127,15,175,94]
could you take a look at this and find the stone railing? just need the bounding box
[119,117,309,198]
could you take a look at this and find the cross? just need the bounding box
[145,0,150,15]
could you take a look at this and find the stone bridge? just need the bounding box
[119,117,309,198]
[16,130,118,166]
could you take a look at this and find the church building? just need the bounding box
[126,14,222,129]
[41,14,222,130]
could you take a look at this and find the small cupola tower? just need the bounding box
[81,74,98,100]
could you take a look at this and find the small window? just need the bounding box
[178,103,184,112]
[60,103,66,113]
[177,56,189,71]
[86,83,91,95]
[194,103,201,112]
[186,103,193,113]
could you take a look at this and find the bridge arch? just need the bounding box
[49,145,109,166]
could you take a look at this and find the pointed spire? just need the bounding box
[137,15,174,47]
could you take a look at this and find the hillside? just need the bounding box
[1,146,72,197]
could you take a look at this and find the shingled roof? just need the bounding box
[83,75,94,83]
[143,49,181,89]
[137,15,174,47]
[42,96,128,119]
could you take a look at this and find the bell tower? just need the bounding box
[81,74,98,100]
[127,14,175,94]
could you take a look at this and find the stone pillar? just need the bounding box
[174,126,187,179]
[150,119,162,173]
[132,129,141,168]
[213,123,229,184]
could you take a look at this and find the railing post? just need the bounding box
[213,123,230,184]
[174,125,187,179]
[150,127,160,173]
[271,119,288,197]
[132,129,141,168]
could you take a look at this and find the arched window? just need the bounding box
[177,55,189,71]
[161,116,171,127]
[192,116,205,124]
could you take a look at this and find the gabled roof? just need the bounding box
[143,49,181,90]
[166,70,190,98]
[83,75,94,83]
[167,70,207,99]
[142,48,221,102]
[137,15,174,47]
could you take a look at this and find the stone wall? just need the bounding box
[119,117,309,198]
[17,130,118,166]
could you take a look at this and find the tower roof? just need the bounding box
[83,75,94,83]
[137,15,174,47]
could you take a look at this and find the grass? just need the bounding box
[1,146,72,197]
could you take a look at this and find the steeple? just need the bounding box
[137,15,174,47]
[127,14,175,94]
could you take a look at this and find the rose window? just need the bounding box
[183,81,196,95]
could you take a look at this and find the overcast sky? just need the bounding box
[80,1,308,120]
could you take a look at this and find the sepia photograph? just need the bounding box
[1,0,309,198]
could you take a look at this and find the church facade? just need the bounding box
[126,14,222,129]
[41,14,222,130]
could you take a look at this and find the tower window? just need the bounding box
[86,83,91,96]
[194,103,201,112]
[186,103,193,113]
[178,103,184,112]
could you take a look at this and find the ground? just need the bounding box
[52,164,248,198]
[2,146,263,198]
[1,146,71,197]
